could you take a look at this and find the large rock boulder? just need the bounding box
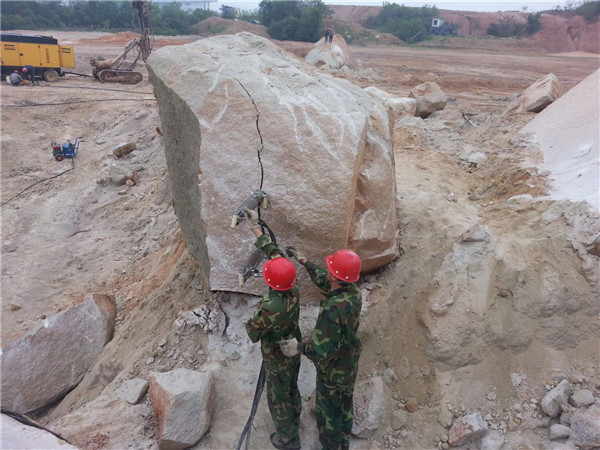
[409,81,447,118]
[508,73,564,114]
[1,294,116,413]
[305,34,352,69]
[147,32,398,295]
[364,86,417,119]
[149,369,215,450]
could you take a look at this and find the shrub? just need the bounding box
[575,0,600,20]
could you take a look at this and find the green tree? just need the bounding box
[364,3,439,42]
[259,0,330,41]
[487,15,525,37]
[0,1,216,34]
[575,0,600,20]
[525,12,542,35]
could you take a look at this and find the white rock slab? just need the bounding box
[1,294,116,413]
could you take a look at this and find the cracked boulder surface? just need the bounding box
[148,32,398,296]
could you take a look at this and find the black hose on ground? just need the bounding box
[235,361,266,450]
[1,407,73,444]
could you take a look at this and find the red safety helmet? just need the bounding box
[263,257,296,291]
[21,67,28,73]
[326,249,362,282]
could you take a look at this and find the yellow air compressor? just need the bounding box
[1,33,75,82]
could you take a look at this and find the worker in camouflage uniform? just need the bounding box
[281,247,362,450]
[244,209,302,450]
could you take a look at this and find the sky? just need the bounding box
[206,0,573,12]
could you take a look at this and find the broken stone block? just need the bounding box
[1,294,116,413]
[542,379,573,418]
[113,142,138,158]
[390,409,408,431]
[147,32,398,296]
[2,414,78,449]
[305,34,351,69]
[149,368,215,450]
[110,167,131,186]
[569,406,600,448]
[352,376,385,438]
[448,413,488,447]
[480,430,504,450]
[409,81,447,118]
[550,423,571,440]
[364,86,417,119]
[569,389,595,408]
[117,378,149,405]
[510,73,564,114]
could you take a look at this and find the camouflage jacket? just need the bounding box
[302,261,362,385]
[246,234,301,361]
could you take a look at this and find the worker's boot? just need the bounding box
[270,432,300,450]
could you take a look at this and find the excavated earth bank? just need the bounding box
[1,27,599,449]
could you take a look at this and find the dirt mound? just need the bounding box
[83,30,141,45]
[191,17,269,39]
[333,20,403,46]
[532,13,600,53]
[330,5,600,54]
[2,30,600,450]
[329,5,382,24]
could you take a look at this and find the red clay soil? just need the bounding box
[80,30,197,48]
[329,5,600,54]
[191,17,270,39]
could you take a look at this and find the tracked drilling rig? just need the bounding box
[90,1,153,84]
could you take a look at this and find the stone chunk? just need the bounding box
[1,414,78,449]
[550,424,571,440]
[542,380,573,418]
[448,413,488,447]
[364,86,417,118]
[352,376,385,438]
[117,378,149,405]
[1,294,116,413]
[305,35,351,69]
[113,142,138,158]
[390,410,408,431]
[510,73,563,114]
[409,81,447,118]
[569,389,595,408]
[149,368,215,450]
[569,406,600,449]
[480,430,504,450]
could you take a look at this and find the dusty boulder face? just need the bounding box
[508,73,564,114]
[1,294,116,413]
[305,34,352,69]
[409,81,447,118]
[148,32,398,295]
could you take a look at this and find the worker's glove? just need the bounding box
[280,338,300,357]
[243,207,261,230]
[285,246,307,265]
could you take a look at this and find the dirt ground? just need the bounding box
[1,30,599,449]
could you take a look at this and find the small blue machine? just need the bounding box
[51,137,82,161]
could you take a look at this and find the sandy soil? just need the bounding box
[2,29,599,449]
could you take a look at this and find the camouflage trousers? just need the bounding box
[264,354,302,446]
[315,373,357,450]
